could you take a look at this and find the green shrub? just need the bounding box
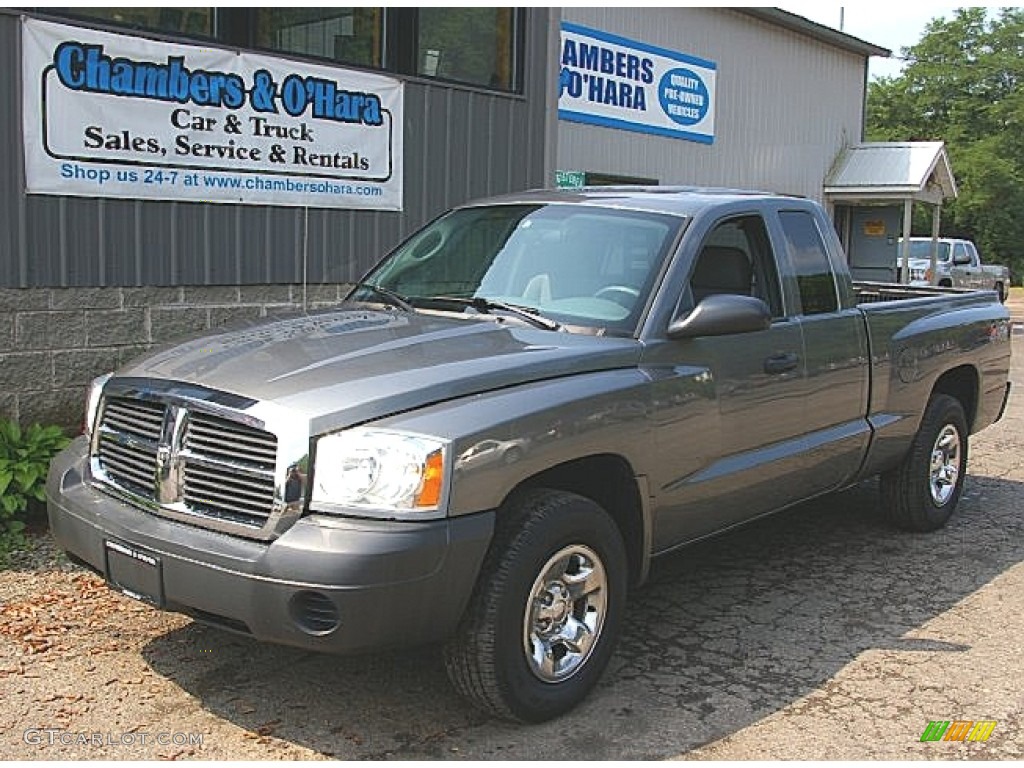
[0,420,71,559]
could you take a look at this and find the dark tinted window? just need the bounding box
[43,8,523,93]
[47,7,212,36]
[779,211,838,315]
[255,9,382,68]
[418,8,516,89]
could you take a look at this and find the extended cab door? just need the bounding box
[771,207,871,494]
[648,212,809,550]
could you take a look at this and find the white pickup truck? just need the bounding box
[906,237,1010,302]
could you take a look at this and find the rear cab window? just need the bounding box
[778,210,839,315]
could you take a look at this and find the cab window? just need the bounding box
[685,215,784,318]
[778,211,838,315]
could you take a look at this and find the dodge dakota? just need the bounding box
[47,188,1012,722]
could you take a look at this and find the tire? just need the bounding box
[443,489,627,722]
[880,394,969,532]
[995,282,1005,303]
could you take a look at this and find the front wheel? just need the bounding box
[880,394,969,531]
[443,489,627,722]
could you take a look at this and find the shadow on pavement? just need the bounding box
[141,473,1024,759]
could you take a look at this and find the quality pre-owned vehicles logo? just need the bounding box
[557,22,716,145]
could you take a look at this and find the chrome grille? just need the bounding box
[182,412,277,526]
[96,397,165,497]
[91,394,281,534]
[184,412,277,469]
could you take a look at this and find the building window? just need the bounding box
[40,7,523,93]
[416,8,516,90]
[254,9,383,69]
[45,8,213,37]
[584,172,659,186]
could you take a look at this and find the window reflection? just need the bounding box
[418,8,515,89]
[42,7,521,93]
[46,7,213,37]
[255,9,383,68]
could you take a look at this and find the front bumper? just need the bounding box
[46,436,494,654]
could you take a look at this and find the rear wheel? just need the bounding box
[995,282,1006,303]
[443,489,627,722]
[880,394,968,531]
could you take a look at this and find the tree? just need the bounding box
[866,8,1024,282]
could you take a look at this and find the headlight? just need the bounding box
[84,372,113,436]
[310,428,447,516]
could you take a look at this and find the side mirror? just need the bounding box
[667,294,772,339]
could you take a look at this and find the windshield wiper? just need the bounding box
[424,296,563,331]
[348,282,415,312]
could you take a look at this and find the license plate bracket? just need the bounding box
[104,539,164,607]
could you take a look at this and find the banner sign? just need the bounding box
[22,18,403,209]
[558,22,716,145]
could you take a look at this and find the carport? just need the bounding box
[824,142,958,284]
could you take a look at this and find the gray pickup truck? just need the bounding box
[47,188,1011,723]
[905,237,1011,301]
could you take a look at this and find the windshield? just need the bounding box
[909,240,951,262]
[356,204,683,334]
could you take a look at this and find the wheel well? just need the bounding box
[938,278,952,287]
[512,455,645,586]
[931,365,979,431]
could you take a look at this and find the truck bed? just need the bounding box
[853,280,985,304]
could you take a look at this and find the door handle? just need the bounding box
[764,352,800,375]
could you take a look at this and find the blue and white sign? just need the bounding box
[558,23,716,145]
[22,18,403,210]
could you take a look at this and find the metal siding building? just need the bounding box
[0,7,885,428]
[0,8,551,288]
[553,8,878,201]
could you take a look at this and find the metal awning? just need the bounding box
[824,142,957,205]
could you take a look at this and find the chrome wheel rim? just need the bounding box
[929,424,961,506]
[523,544,607,683]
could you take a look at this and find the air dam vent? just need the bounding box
[289,590,340,635]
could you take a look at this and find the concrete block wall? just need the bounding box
[0,284,352,431]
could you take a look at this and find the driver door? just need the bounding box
[651,213,807,550]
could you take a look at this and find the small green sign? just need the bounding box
[555,170,586,189]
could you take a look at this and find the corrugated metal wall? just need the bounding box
[0,9,550,288]
[556,8,867,201]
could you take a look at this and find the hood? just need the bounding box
[116,307,642,434]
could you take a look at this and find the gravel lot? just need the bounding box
[2,323,1021,760]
